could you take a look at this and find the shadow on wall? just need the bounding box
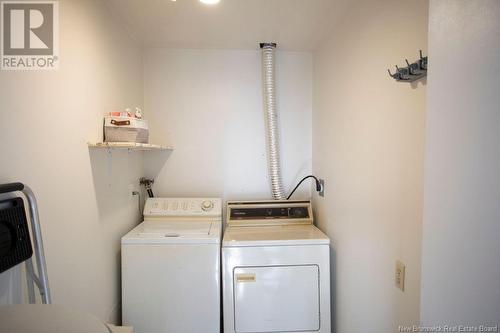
[88,149,143,221]
[143,150,173,182]
[410,76,427,90]
[88,148,172,219]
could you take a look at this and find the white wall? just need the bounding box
[312,0,428,332]
[143,48,312,201]
[0,0,144,323]
[421,0,500,326]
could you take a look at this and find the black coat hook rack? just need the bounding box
[388,50,427,82]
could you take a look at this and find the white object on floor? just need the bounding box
[0,304,132,333]
[121,198,222,333]
[222,200,331,333]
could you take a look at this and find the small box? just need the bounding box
[104,116,149,144]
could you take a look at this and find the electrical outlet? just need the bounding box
[319,179,325,197]
[128,183,136,197]
[395,260,405,291]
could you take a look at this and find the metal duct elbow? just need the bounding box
[260,42,286,200]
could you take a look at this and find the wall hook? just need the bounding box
[405,59,420,75]
[387,50,428,83]
[396,65,410,81]
[419,50,428,70]
[388,68,399,79]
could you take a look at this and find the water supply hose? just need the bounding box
[261,42,286,200]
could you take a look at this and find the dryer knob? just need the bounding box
[201,200,214,211]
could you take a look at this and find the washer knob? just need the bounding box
[201,200,214,211]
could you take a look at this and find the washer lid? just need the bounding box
[122,221,221,244]
[222,225,329,247]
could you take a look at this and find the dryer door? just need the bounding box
[233,265,320,333]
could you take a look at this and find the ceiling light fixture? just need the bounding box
[199,0,220,5]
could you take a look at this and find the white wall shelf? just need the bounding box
[87,142,174,151]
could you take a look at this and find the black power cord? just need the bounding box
[287,175,322,200]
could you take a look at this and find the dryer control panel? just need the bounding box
[144,198,222,219]
[226,200,313,226]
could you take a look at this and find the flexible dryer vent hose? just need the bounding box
[261,42,286,200]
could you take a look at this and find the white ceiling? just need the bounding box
[105,0,351,51]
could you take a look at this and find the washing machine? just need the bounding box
[222,200,331,333]
[121,197,222,333]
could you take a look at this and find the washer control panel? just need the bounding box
[144,198,222,218]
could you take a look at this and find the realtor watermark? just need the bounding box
[1,1,59,70]
[399,325,499,332]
